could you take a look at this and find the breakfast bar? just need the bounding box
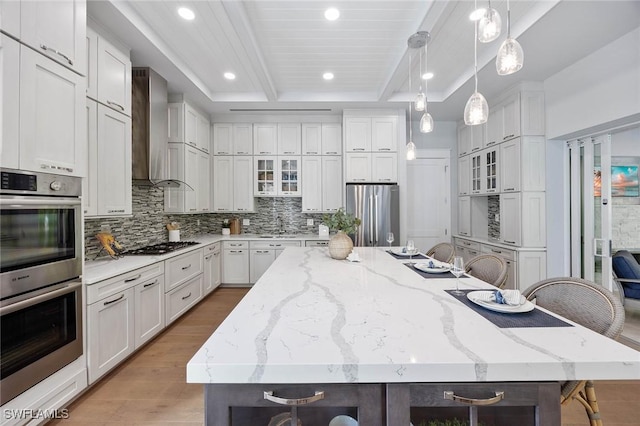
[187,247,640,425]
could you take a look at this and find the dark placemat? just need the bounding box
[445,290,573,329]
[386,250,427,260]
[404,262,466,279]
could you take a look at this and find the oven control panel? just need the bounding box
[1,168,81,196]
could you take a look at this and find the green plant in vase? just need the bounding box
[322,208,361,260]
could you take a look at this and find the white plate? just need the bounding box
[390,248,418,257]
[414,262,451,274]
[466,291,535,314]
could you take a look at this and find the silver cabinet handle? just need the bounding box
[181,292,192,300]
[40,44,73,65]
[263,390,324,406]
[486,141,497,146]
[40,163,74,173]
[124,274,142,283]
[352,148,365,151]
[504,240,516,244]
[181,264,192,270]
[374,194,379,243]
[504,187,515,191]
[444,391,504,406]
[104,294,124,306]
[205,255,213,260]
[106,100,125,112]
[325,151,338,155]
[107,209,126,213]
[491,249,503,254]
[143,279,159,288]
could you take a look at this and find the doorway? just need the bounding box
[406,150,451,252]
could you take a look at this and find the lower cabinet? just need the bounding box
[134,275,165,348]
[305,240,329,247]
[223,241,250,284]
[166,274,203,325]
[204,242,222,295]
[249,240,302,283]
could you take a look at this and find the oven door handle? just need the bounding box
[0,280,82,316]
[0,196,81,208]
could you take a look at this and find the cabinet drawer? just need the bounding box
[204,242,221,254]
[305,240,329,247]
[223,241,249,249]
[454,238,480,251]
[481,244,515,261]
[250,240,301,249]
[165,249,203,292]
[87,262,164,305]
[165,275,203,325]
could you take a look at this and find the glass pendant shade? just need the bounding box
[496,37,524,75]
[478,8,501,43]
[464,92,489,125]
[419,112,434,133]
[406,141,416,160]
[414,91,426,111]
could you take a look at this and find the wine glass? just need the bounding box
[451,256,465,295]
[406,240,416,265]
[386,232,395,247]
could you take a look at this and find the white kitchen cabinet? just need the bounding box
[223,241,250,284]
[20,0,86,75]
[234,123,253,155]
[372,153,397,183]
[255,156,277,196]
[234,156,255,211]
[213,123,232,155]
[203,243,222,295]
[250,249,275,283]
[500,192,521,246]
[254,156,301,197]
[345,116,396,152]
[502,94,520,142]
[486,108,501,147]
[168,101,210,153]
[322,156,343,212]
[458,196,471,237]
[345,153,372,182]
[134,274,165,348]
[96,33,131,116]
[500,136,546,193]
[458,155,470,196]
[486,90,545,144]
[470,123,485,153]
[253,123,278,155]
[481,244,517,290]
[469,146,499,195]
[0,1,20,39]
[500,138,521,192]
[83,100,98,215]
[305,240,329,247]
[344,117,371,152]
[279,156,301,196]
[85,26,98,99]
[212,155,233,211]
[500,191,546,248]
[166,274,203,325]
[95,103,132,216]
[165,248,203,293]
[278,123,301,155]
[371,117,397,152]
[165,143,210,213]
[457,124,471,157]
[302,123,322,155]
[87,287,135,384]
[1,34,20,169]
[321,123,342,155]
[19,45,86,177]
[302,156,322,212]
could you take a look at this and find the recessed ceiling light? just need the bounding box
[469,8,486,21]
[178,7,195,21]
[422,72,434,80]
[323,72,334,80]
[324,7,340,21]
[224,72,236,80]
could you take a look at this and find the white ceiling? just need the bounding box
[88,0,640,121]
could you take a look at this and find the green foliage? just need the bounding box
[322,208,361,234]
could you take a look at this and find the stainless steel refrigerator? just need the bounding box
[346,184,400,247]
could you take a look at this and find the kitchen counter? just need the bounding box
[83,233,330,284]
[186,246,640,425]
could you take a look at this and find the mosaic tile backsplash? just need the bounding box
[84,185,324,259]
[488,195,500,240]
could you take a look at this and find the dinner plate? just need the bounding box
[414,262,451,274]
[389,248,418,257]
[466,291,535,314]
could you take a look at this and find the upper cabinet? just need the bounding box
[19,0,86,76]
[254,156,301,197]
[165,143,210,214]
[169,101,211,154]
[253,123,277,155]
[302,123,342,155]
[212,123,253,155]
[371,117,397,152]
[485,91,545,145]
[277,123,301,155]
[344,116,397,153]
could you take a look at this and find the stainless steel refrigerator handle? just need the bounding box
[374,194,379,244]
[369,195,374,244]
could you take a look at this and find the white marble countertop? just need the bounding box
[83,233,330,284]
[187,246,640,384]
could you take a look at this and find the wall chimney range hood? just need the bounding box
[132,67,191,189]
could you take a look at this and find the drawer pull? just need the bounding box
[182,264,192,270]
[486,141,496,146]
[106,100,125,112]
[491,249,503,254]
[263,390,324,406]
[463,242,471,246]
[504,187,515,191]
[325,151,338,154]
[40,44,73,65]
[444,390,504,406]
[504,240,516,244]
[143,279,159,288]
[104,294,124,306]
[124,274,142,283]
[503,134,515,140]
[181,292,192,300]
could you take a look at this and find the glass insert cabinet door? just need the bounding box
[279,157,301,196]
[255,156,276,196]
[254,156,302,197]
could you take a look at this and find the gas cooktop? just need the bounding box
[124,241,199,255]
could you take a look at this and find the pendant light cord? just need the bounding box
[424,40,428,112]
[474,0,479,93]
[409,52,413,141]
[507,0,511,37]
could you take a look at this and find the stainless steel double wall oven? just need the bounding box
[0,168,83,405]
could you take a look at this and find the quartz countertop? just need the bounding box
[187,246,640,384]
[83,233,329,284]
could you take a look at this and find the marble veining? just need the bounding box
[187,247,640,384]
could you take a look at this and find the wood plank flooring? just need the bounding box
[50,288,640,426]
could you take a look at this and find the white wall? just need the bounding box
[544,28,640,277]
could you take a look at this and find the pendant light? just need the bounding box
[496,0,524,75]
[464,1,489,126]
[478,1,501,43]
[419,41,434,133]
[406,51,416,161]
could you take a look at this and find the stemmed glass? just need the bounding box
[406,240,416,265]
[386,232,395,247]
[451,256,465,295]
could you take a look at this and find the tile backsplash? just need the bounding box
[488,195,500,240]
[84,185,324,259]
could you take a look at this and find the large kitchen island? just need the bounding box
[187,247,640,425]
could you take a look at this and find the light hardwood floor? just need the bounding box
[50,287,639,426]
